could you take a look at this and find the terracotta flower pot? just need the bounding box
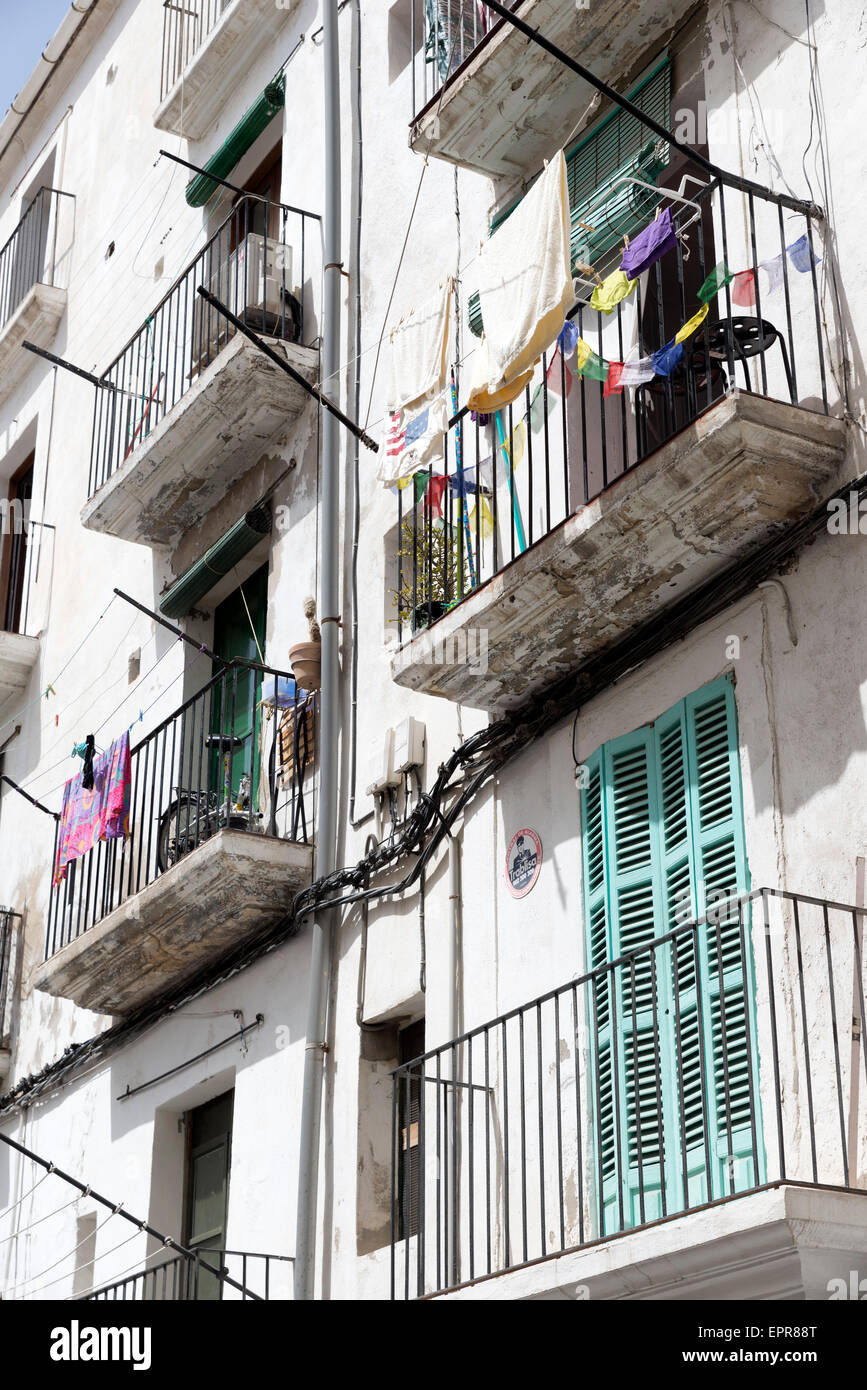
[289,640,322,691]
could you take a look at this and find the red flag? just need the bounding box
[732,269,756,307]
[424,474,449,519]
[603,361,625,397]
[546,346,573,398]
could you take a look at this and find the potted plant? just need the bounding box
[393,516,470,633]
[289,595,322,691]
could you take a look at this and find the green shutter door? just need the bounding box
[581,676,763,1235]
[185,1090,234,1300]
[211,565,268,804]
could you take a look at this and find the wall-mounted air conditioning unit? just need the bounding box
[190,233,297,371]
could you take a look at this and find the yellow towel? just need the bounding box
[475,153,573,393]
[467,335,535,413]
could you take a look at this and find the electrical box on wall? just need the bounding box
[392,716,425,773]
[365,728,401,796]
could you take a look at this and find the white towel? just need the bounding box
[386,280,453,416]
[476,153,573,392]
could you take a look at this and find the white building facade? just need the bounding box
[0,0,865,1303]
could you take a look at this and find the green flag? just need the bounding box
[697,261,734,303]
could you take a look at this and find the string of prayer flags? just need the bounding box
[698,261,734,303]
[732,269,756,307]
[573,338,609,382]
[651,339,685,376]
[590,269,636,316]
[674,302,710,345]
[449,458,493,498]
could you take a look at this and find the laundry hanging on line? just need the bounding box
[54,731,132,885]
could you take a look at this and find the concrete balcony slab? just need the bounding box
[411,0,697,179]
[81,334,317,547]
[0,283,66,406]
[0,630,40,715]
[154,0,299,140]
[391,393,849,711]
[434,1184,867,1300]
[32,828,312,1017]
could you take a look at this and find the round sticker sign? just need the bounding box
[505,828,542,899]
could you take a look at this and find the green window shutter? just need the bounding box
[581,675,762,1235]
[468,59,671,339]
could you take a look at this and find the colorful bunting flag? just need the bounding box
[425,475,449,519]
[732,270,756,307]
[759,254,785,294]
[546,346,573,398]
[603,362,625,397]
[557,319,579,355]
[651,339,685,376]
[618,357,656,387]
[786,233,820,273]
[674,303,710,345]
[573,338,609,382]
[697,261,734,303]
[469,496,495,540]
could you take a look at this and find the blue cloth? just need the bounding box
[651,339,685,376]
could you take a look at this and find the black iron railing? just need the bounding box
[412,1,503,115]
[88,197,318,499]
[395,169,829,643]
[390,888,867,1298]
[160,0,231,101]
[45,664,315,957]
[0,909,21,1050]
[85,1248,292,1301]
[0,187,71,336]
[1,518,54,639]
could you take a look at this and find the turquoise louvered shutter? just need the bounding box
[581,676,762,1236]
[467,58,671,338]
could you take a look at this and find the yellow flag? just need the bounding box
[469,496,495,539]
[674,302,709,345]
[504,420,526,470]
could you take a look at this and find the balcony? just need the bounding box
[85,1248,292,1301]
[410,0,697,177]
[0,520,54,716]
[82,200,319,549]
[390,889,867,1300]
[0,909,21,1084]
[391,175,847,710]
[155,0,298,139]
[34,665,315,1017]
[0,189,71,405]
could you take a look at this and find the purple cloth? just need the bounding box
[620,207,678,279]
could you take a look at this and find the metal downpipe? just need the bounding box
[294,0,342,1302]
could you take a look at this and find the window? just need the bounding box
[183,1089,234,1300]
[396,1018,425,1240]
[580,675,763,1234]
[1,454,34,635]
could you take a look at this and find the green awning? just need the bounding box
[159,506,272,619]
[185,75,286,208]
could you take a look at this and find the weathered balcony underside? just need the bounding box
[0,283,66,406]
[33,829,312,1017]
[391,392,848,710]
[154,0,299,139]
[0,630,40,715]
[411,0,698,178]
[81,334,316,547]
